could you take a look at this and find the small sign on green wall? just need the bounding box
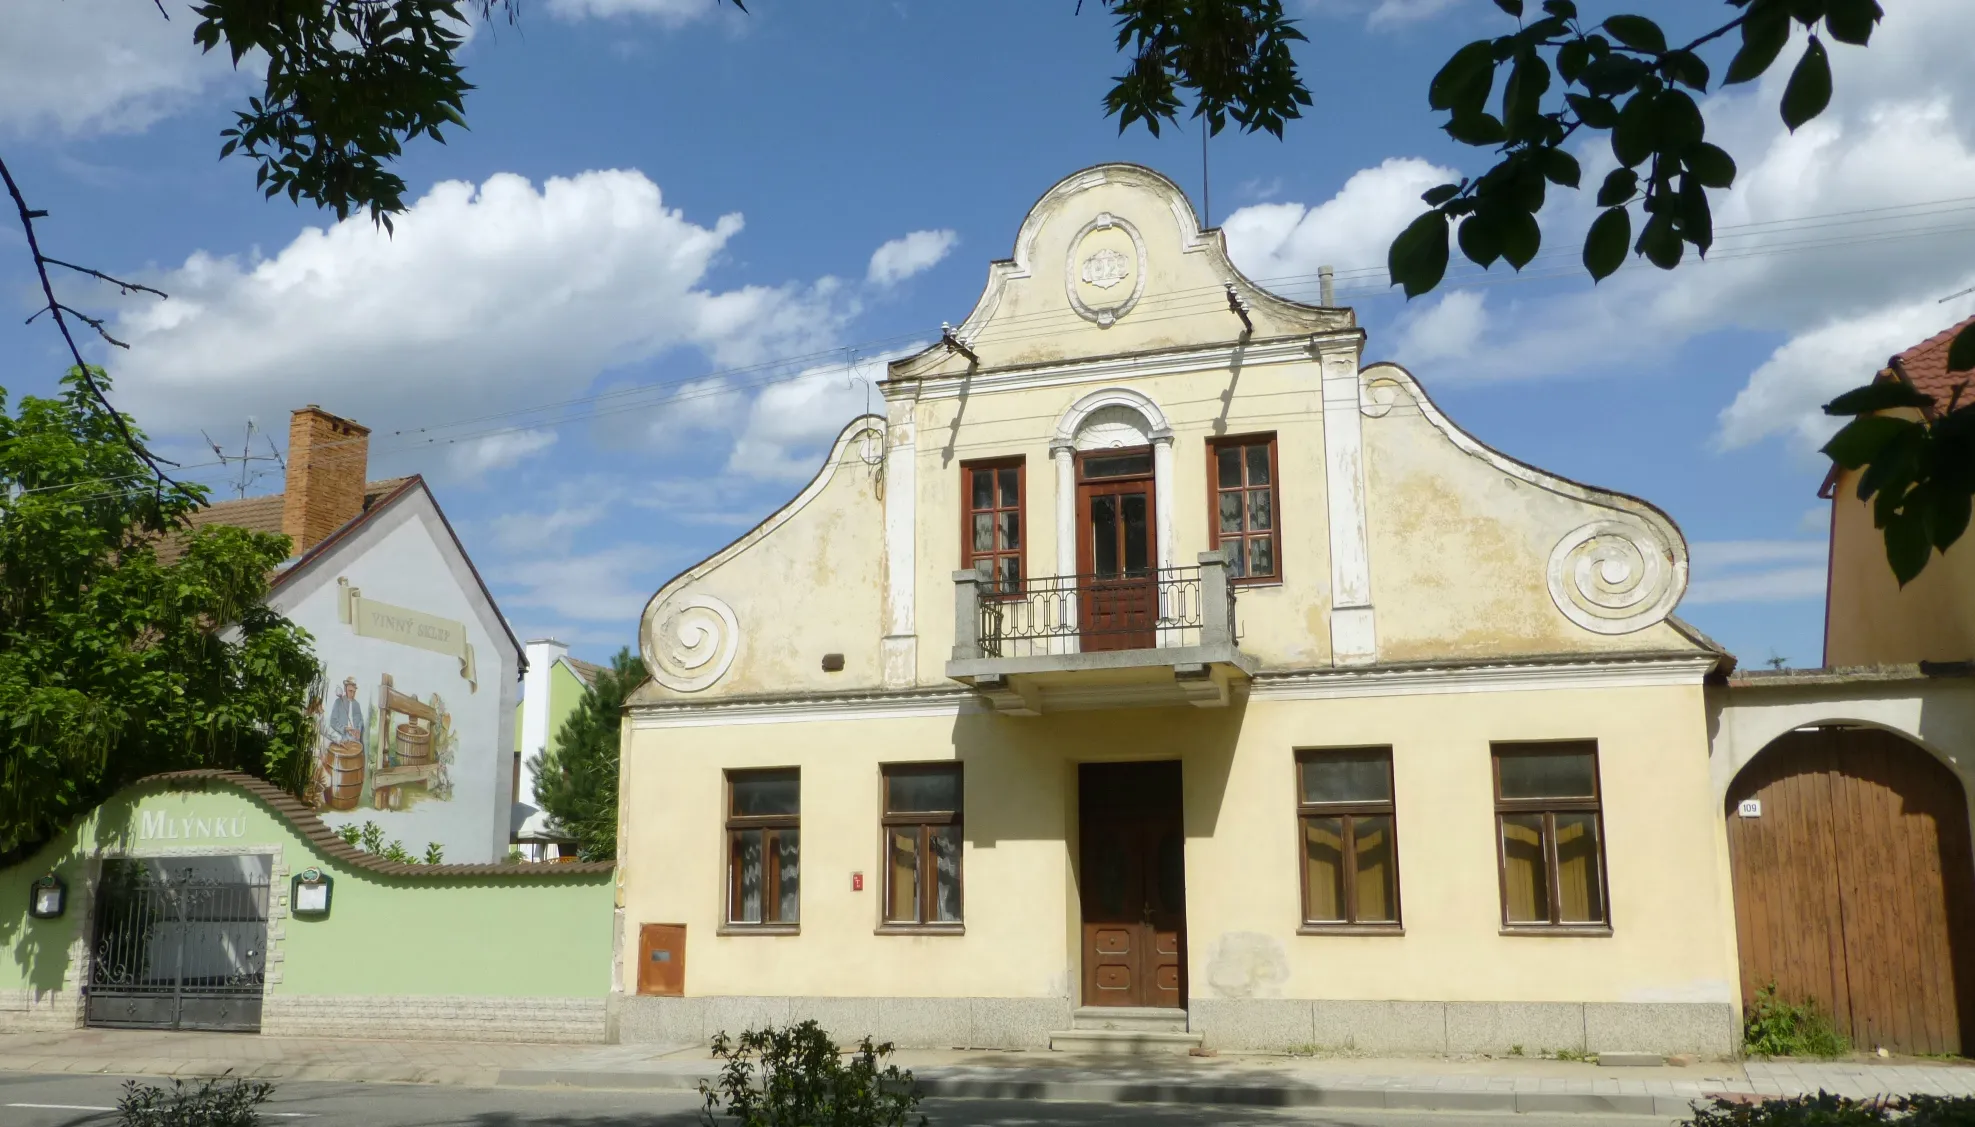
[291,868,333,918]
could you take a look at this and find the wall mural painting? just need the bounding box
[306,577,473,814]
[313,673,459,812]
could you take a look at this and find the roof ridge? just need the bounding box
[132,770,613,877]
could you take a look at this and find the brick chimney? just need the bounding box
[282,406,370,555]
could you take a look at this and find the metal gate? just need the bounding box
[85,855,271,1032]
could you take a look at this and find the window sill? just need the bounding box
[717,924,800,937]
[874,924,966,937]
[1499,925,1612,938]
[1299,923,1404,936]
[1230,578,1285,590]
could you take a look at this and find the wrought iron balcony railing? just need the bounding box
[951,550,1239,661]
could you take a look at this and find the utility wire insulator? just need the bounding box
[1225,285,1253,333]
[941,322,979,365]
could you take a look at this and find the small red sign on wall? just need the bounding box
[851,871,864,892]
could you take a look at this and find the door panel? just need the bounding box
[1076,477,1157,651]
[1726,728,1975,1055]
[1079,762,1186,1008]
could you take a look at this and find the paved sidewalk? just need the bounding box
[4,1028,1973,1117]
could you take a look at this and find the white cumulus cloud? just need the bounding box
[1718,295,1975,450]
[867,229,959,287]
[1222,158,1456,289]
[1391,291,1488,368]
[728,347,923,481]
[106,169,848,462]
[0,0,240,136]
[447,428,559,477]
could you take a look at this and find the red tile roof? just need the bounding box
[156,477,414,564]
[1889,314,1975,413]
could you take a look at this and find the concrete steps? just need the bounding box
[1048,1007,1201,1054]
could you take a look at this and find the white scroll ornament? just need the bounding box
[644,594,741,693]
[1546,520,1684,635]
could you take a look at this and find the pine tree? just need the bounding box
[530,646,642,862]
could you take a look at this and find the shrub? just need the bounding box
[699,1020,924,1127]
[1684,1093,1975,1127]
[117,1076,272,1127]
[1744,983,1852,1059]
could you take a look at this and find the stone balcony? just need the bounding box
[945,550,1258,715]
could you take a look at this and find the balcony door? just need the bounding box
[1076,447,1157,652]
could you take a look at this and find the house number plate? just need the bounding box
[1738,799,1761,818]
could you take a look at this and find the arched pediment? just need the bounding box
[1051,386,1171,453]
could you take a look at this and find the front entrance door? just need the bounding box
[1079,761,1185,1008]
[1726,727,1975,1055]
[86,856,271,1032]
[1076,448,1157,652]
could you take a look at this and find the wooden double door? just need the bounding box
[1077,448,1157,651]
[1726,727,1975,1055]
[1079,761,1186,1009]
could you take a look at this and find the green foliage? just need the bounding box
[1742,983,1852,1059]
[698,1020,925,1127]
[0,371,320,862]
[1382,0,1883,296]
[1821,371,1975,586]
[117,1076,273,1127]
[531,646,643,862]
[1683,1093,1975,1127]
[1092,0,1312,138]
[193,0,478,228]
[1547,1047,1595,1062]
[339,819,430,863]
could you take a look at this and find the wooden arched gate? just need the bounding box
[1726,727,1975,1056]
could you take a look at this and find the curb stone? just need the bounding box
[495,1067,1710,1115]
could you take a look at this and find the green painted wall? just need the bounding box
[516,659,592,758]
[2,777,613,1000]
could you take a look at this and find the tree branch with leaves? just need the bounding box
[1095,0,1975,583]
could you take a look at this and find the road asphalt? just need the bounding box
[0,1071,1682,1127]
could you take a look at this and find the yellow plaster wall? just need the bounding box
[618,683,1736,1005]
[1826,468,1975,665]
[639,429,888,701]
[1363,388,1698,662]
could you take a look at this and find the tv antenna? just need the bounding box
[202,419,284,499]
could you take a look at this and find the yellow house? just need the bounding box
[614,164,1740,1055]
[1824,314,1975,668]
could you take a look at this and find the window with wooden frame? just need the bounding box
[1297,748,1400,929]
[963,458,1024,596]
[880,764,962,929]
[1209,436,1280,582]
[725,768,800,928]
[1492,741,1609,931]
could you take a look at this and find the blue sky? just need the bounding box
[5,0,1973,667]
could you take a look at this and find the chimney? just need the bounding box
[281,405,370,556]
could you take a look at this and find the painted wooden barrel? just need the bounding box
[326,740,364,811]
[395,723,432,766]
